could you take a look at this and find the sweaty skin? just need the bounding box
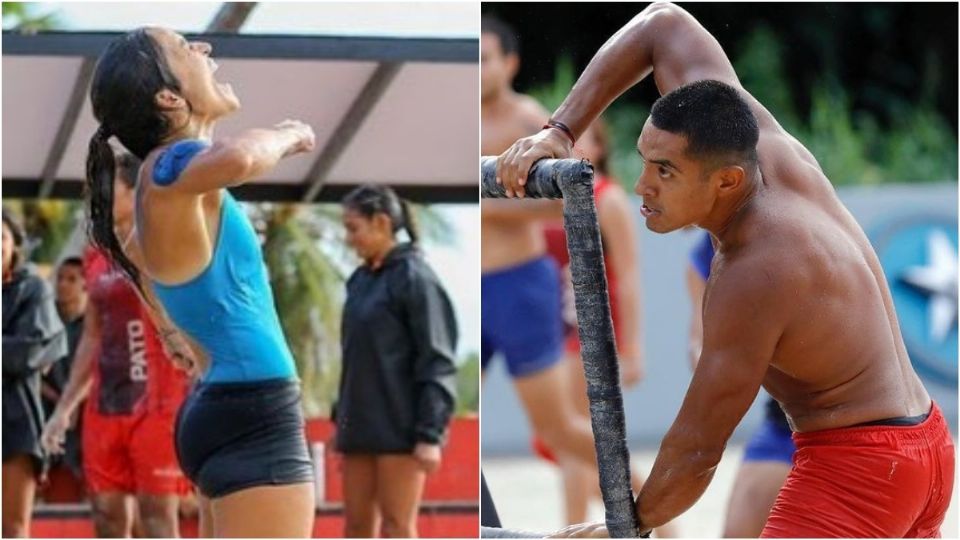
[497,3,931,534]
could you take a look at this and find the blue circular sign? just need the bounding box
[872,215,958,387]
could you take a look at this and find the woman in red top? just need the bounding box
[540,120,677,536]
[42,152,190,537]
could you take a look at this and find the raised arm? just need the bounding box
[155,120,315,195]
[560,4,737,140]
[497,2,780,196]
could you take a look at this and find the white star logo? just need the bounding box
[899,230,958,344]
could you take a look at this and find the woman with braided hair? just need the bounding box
[79,27,316,536]
[337,185,458,538]
[42,151,191,538]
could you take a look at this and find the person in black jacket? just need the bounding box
[337,185,458,538]
[2,209,67,537]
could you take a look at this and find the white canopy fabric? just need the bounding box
[2,31,478,202]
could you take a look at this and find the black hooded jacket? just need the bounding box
[337,243,458,453]
[3,264,67,465]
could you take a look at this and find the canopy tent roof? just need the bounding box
[2,31,478,202]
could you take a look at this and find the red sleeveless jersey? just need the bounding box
[83,248,188,417]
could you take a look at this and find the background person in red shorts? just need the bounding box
[497,4,954,537]
[41,151,191,538]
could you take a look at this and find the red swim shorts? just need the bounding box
[83,409,189,496]
[762,402,954,538]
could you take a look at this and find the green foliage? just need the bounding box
[882,108,958,183]
[2,3,60,31]
[789,83,956,186]
[528,26,957,188]
[733,25,800,132]
[798,83,881,185]
[526,56,578,112]
[2,200,81,264]
[455,351,480,415]
[734,26,957,185]
[603,103,648,191]
[261,203,347,418]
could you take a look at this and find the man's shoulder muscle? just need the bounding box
[707,247,800,325]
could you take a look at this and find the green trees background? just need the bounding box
[486,2,958,190]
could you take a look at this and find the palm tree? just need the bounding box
[259,203,348,417]
[257,201,460,417]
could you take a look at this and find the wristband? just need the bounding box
[543,119,576,145]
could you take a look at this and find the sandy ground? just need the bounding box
[484,442,959,538]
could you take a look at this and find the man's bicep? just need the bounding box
[675,274,785,448]
[648,4,740,94]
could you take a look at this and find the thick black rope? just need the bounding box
[481,157,640,538]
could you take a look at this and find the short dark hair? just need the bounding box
[481,15,519,56]
[650,80,759,170]
[59,256,85,272]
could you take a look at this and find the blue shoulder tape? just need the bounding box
[153,140,210,186]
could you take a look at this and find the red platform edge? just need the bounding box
[34,416,479,538]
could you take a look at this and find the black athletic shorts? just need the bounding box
[175,378,314,498]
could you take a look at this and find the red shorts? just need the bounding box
[82,408,189,496]
[762,402,954,538]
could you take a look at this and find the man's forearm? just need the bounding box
[635,440,722,529]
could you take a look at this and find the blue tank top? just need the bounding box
[149,140,297,383]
